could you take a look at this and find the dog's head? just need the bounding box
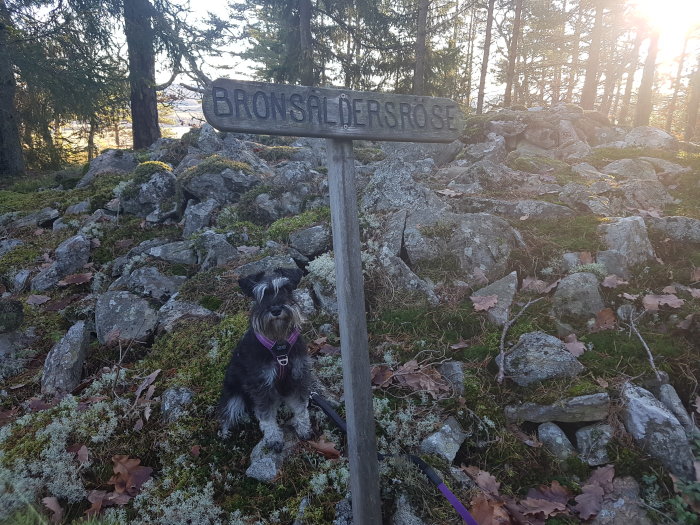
[239,267,303,341]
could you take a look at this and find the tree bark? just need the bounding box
[633,31,659,127]
[413,0,429,95]
[124,0,161,150]
[503,0,523,107]
[665,34,688,132]
[685,55,700,142]
[580,0,604,109]
[299,0,313,86]
[476,0,496,114]
[617,31,642,125]
[0,0,25,176]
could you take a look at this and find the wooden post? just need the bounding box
[326,138,382,524]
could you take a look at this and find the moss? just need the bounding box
[90,218,179,266]
[133,161,172,178]
[255,145,301,162]
[0,244,41,276]
[199,295,223,311]
[177,155,252,186]
[214,214,266,245]
[232,184,278,224]
[418,220,454,240]
[353,147,386,164]
[461,113,498,143]
[266,207,330,243]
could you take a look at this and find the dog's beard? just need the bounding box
[252,304,303,341]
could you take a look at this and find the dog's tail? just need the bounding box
[217,393,247,434]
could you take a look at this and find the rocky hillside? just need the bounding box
[1,104,699,524]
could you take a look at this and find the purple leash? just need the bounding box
[437,483,480,525]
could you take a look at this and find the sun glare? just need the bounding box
[630,0,700,53]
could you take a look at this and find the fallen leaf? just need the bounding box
[319,344,341,355]
[507,424,542,448]
[588,464,615,493]
[526,480,572,505]
[564,334,586,356]
[28,397,59,412]
[132,369,160,407]
[26,294,51,305]
[393,363,451,399]
[436,188,464,198]
[308,436,341,459]
[370,365,394,387]
[574,484,604,520]
[463,466,501,494]
[471,294,499,312]
[108,455,153,497]
[592,308,616,332]
[0,406,19,426]
[519,214,529,221]
[519,497,567,517]
[642,294,685,311]
[579,252,594,264]
[42,496,64,524]
[595,377,609,388]
[133,418,144,431]
[44,293,87,312]
[470,493,512,524]
[450,340,470,350]
[601,275,628,288]
[190,445,202,457]
[621,292,639,300]
[77,445,89,465]
[58,272,93,287]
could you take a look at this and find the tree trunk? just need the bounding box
[299,0,314,86]
[124,0,161,150]
[503,0,523,107]
[665,34,689,132]
[0,0,25,176]
[476,0,496,114]
[685,55,700,142]
[617,32,642,125]
[633,31,659,127]
[413,0,429,95]
[114,122,121,147]
[580,1,604,109]
[565,9,583,102]
[87,119,97,161]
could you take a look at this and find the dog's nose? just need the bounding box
[270,306,283,316]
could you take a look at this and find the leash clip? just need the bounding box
[276,354,289,366]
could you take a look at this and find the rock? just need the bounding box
[182,164,261,206]
[506,393,610,423]
[0,300,23,333]
[197,123,223,153]
[559,140,592,161]
[0,329,37,381]
[646,216,700,244]
[145,240,197,265]
[182,198,219,237]
[290,137,327,166]
[504,332,585,386]
[576,423,613,466]
[618,179,676,210]
[524,123,558,149]
[245,432,296,482]
[486,119,527,137]
[120,170,178,222]
[11,207,59,229]
[375,252,439,306]
[157,300,219,333]
[289,225,332,258]
[595,250,631,279]
[233,255,299,280]
[0,239,23,258]
[41,321,91,395]
[461,133,507,163]
[551,272,604,324]
[391,493,427,525]
[195,231,239,270]
[31,234,91,292]
[11,269,31,294]
[379,141,462,166]
[442,160,525,194]
[95,291,158,345]
[438,361,465,396]
[52,218,69,231]
[161,386,195,423]
[601,159,658,181]
[620,382,694,479]
[419,416,467,463]
[598,216,656,268]
[454,197,574,219]
[77,149,138,188]
[625,126,677,150]
[108,266,186,302]
[571,162,608,180]
[292,289,316,318]
[471,271,518,326]
[657,383,697,436]
[639,157,691,176]
[558,119,581,147]
[589,477,653,525]
[538,422,576,460]
[333,498,353,525]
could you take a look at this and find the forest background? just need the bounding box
[1,0,699,177]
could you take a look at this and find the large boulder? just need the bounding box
[551,272,604,324]
[120,170,178,222]
[601,159,657,181]
[182,198,219,238]
[646,216,700,244]
[31,234,91,291]
[461,133,507,164]
[620,382,694,479]
[41,321,91,395]
[624,126,677,150]
[182,164,261,206]
[157,300,219,333]
[77,149,138,188]
[598,216,656,268]
[108,266,186,302]
[195,231,240,270]
[95,291,158,344]
[471,271,518,326]
[503,332,585,386]
[289,225,332,259]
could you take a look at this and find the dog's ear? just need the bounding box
[276,267,303,289]
[238,272,265,297]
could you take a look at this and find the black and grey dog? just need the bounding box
[218,267,313,451]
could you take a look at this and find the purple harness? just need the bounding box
[254,329,300,379]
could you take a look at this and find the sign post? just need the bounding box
[204,79,464,524]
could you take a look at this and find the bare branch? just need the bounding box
[496,297,544,384]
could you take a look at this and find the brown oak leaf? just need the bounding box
[308,436,341,459]
[463,466,501,495]
[42,497,64,524]
[643,294,685,311]
[592,308,616,332]
[471,294,499,312]
[574,484,604,520]
[564,334,586,357]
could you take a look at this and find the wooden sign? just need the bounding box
[203,78,464,143]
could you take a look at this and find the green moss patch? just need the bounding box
[254,145,301,162]
[177,155,253,185]
[266,207,330,242]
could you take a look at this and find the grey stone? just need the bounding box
[524,123,558,149]
[515,140,558,157]
[77,149,138,188]
[538,422,576,460]
[551,272,604,323]
[440,160,522,194]
[145,240,197,265]
[11,208,60,229]
[41,321,91,395]
[504,332,585,386]
[380,141,462,166]
[559,140,592,161]
[0,329,38,381]
[486,119,527,137]
[391,493,427,525]
[558,120,581,147]
[438,361,465,396]
[576,423,613,466]
[0,300,23,333]
[618,179,676,211]
[157,300,219,333]
[419,416,467,463]
[599,216,656,267]
[620,382,694,479]
[647,216,700,244]
[0,239,23,258]
[121,170,178,222]
[182,198,219,237]
[596,250,631,279]
[52,218,69,231]
[333,498,353,525]
[197,123,223,153]
[195,230,239,270]
[65,200,91,215]
[571,162,608,180]
[31,234,91,291]
[471,271,518,326]
[289,225,332,258]
[589,477,653,525]
[245,432,296,482]
[221,137,273,175]
[290,137,327,167]
[233,256,299,280]
[95,291,158,345]
[639,157,691,176]
[625,126,677,150]
[161,386,195,423]
[292,289,316,318]
[375,251,438,306]
[657,384,697,436]
[601,159,658,181]
[11,269,31,293]
[461,133,507,163]
[455,197,574,219]
[111,238,171,277]
[183,165,261,206]
[506,393,610,423]
[108,266,186,302]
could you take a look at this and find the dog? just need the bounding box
[218,267,313,452]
